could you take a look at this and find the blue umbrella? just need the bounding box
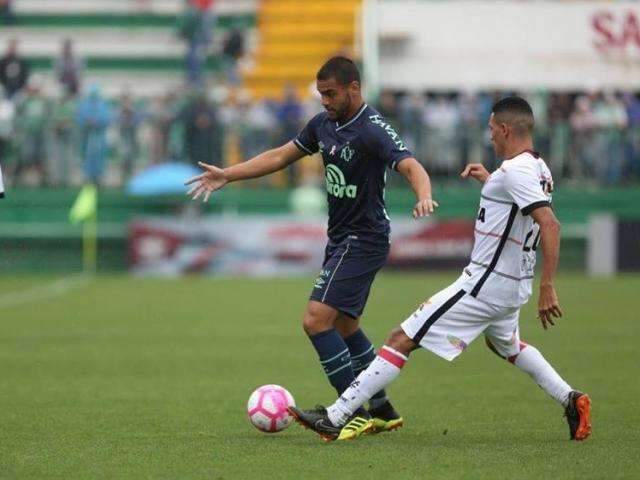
[126,162,202,196]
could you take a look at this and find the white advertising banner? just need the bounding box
[376,1,640,90]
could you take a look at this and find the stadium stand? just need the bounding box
[0,0,258,97]
[244,0,361,99]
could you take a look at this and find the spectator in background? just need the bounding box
[0,86,14,173]
[457,92,480,167]
[221,25,245,86]
[55,39,83,96]
[547,93,573,178]
[77,84,112,185]
[0,0,15,26]
[182,91,219,167]
[117,92,143,180]
[240,96,275,160]
[377,90,398,124]
[377,90,405,186]
[593,92,627,184]
[527,90,550,166]
[276,85,303,144]
[623,92,640,180]
[423,95,460,175]
[149,92,177,163]
[480,91,504,172]
[177,0,215,87]
[276,85,304,185]
[569,95,598,180]
[49,90,77,186]
[14,77,49,185]
[398,93,426,162]
[0,39,30,99]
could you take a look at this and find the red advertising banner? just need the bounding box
[128,216,474,276]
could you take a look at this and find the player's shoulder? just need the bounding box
[362,105,405,142]
[364,105,390,129]
[502,150,551,178]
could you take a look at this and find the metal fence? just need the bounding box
[2,91,639,188]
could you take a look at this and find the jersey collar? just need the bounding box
[505,149,540,160]
[335,103,368,131]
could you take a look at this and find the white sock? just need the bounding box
[327,346,408,426]
[513,344,572,406]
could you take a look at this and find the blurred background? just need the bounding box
[0,0,638,276]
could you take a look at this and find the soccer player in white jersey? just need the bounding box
[290,96,592,442]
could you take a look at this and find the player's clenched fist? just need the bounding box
[460,163,490,183]
[413,197,439,218]
[537,284,563,330]
[185,162,229,202]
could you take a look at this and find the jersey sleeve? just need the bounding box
[503,162,550,215]
[293,114,321,156]
[367,115,413,171]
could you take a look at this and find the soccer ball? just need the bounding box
[247,384,296,433]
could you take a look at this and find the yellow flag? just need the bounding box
[69,184,97,224]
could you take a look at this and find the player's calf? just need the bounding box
[303,301,358,395]
[486,337,591,441]
[385,326,420,357]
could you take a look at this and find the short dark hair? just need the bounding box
[316,56,360,85]
[491,96,535,136]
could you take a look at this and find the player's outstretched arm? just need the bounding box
[185,141,306,201]
[460,163,490,183]
[531,206,563,329]
[397,157,438,218]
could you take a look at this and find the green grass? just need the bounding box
[0,273,638,479]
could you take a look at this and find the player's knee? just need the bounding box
[507,340,529,364]
[485,336,529,364]
[334,315,360,338]
[385,327,417,357]
[302,303,336,336]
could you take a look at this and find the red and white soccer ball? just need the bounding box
[247,384,296,433]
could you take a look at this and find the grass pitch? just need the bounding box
[0,273,638,479]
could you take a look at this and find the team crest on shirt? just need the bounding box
[340,143,355,163]
[447,334,468,352]
[329,145,337,156]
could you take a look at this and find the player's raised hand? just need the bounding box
[185,162,228,202]
[537,284,563,330]
[460,163,490,183]
[413,197,439,219]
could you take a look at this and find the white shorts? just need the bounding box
[401,275,522,361]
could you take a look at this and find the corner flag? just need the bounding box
[69,184,98,273]
[69,184,97,224]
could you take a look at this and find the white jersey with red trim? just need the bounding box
[460,151,553,307]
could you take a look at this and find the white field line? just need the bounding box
[0,275,93,309]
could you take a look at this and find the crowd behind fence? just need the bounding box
[2,86,639,188]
